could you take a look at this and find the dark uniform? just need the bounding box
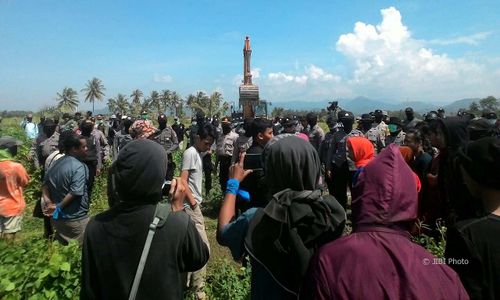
[155,125,179,181]
[326,111,364,209]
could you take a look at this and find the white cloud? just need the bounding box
[153,74,173,83]
[268,72,308,85]
[251,67,261,79]
[427,31,492,46]
[305,65,341,82]
[334,6,499,101]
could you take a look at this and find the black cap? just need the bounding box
[405,107,414,113]
[425,111,439,121]
[482,111,497,120]
[437,107,445,112]
[360,113,373,123]
[374,109,383,117]
[158,114,167,122]
[339,110,354,120]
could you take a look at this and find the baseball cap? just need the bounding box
[339,111,354,120]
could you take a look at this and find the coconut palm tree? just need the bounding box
[160,89,172,114]
[81,77,106,113]
[170,91,182,116]
[56,87,79,112]
[130,89,143,116]
[116,94,130,114]
[107,98,117,113]
[148,90,161,114]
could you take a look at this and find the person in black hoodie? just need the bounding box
[81,140,209,300]
[427,117,476,225]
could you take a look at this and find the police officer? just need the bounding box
[359,113,384,153]
[306,112,325,152]
[373,109,389,143]
[326,111,364,209]
[171,116,186,150]
[281,116,298,134]
[155,114,179,182]
[215,117,239,191]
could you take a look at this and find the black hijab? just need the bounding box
[263,134,320,194]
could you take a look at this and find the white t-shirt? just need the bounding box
[182,146,203,203]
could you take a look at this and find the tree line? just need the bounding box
[44,77,230,118]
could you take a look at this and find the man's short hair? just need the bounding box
[61,131,84,152]
[250,118,273,139]
[197,124,216,140]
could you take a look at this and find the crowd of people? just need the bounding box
[0,106,498,299]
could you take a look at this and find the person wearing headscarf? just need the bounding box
[446,137,500,300]
[303,144,468,300]
[346,136,375,169]
[399,146,422,193]
[81,139,209,300]
[217,134,346,299]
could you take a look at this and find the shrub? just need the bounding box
[204,258,251,300]
[0,238,81,299]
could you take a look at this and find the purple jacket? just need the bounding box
[303,144,469,300]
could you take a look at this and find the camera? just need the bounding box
[327,101,338,112]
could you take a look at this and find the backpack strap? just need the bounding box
[128,203,171,300]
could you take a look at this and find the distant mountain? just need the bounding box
[443,98,479,114]
[274,97,481,115]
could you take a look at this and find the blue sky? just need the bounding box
[1,0,499,110]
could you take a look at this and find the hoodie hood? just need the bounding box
[347,136,374,168]
[439,117,469,151]
[113,139,167,203]
[352,144,417,229]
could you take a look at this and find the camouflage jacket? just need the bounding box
[386,131,406,146]
[231,135,253,163]
[60,119,79,132]
[216,131,239,157]
[154,126,179,154]
[30,132,60,168]
[364,127,385,154]
[308,124,325,152]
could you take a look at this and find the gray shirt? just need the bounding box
[44,155,89,220]
[182,146,203,204]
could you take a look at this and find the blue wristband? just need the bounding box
[226,179,240,195]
